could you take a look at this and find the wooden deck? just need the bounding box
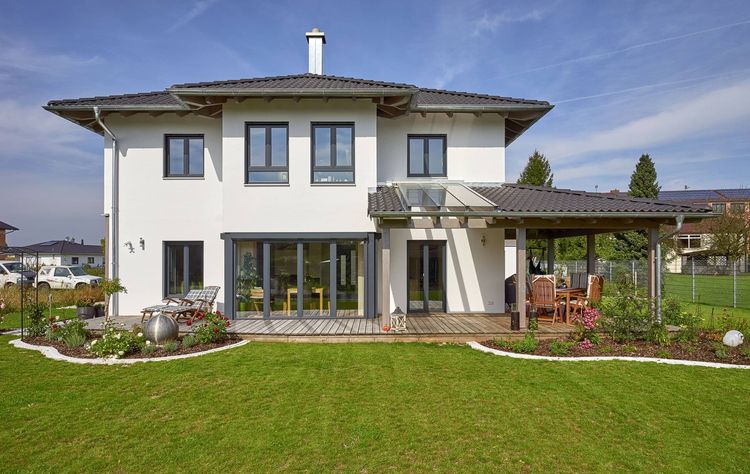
[87,313,573,342]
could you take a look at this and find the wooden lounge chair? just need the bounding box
[531,275,563,324]
[160,286,220,323]
[140,289,202,323]
[570,275,604,318]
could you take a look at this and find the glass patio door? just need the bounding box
[407,241,446,313]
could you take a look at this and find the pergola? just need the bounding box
[369,183,715,329]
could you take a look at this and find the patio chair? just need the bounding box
[570,275,604,318]
[531,275,563,324]
[140,289,202,323]
[160,286,221,323]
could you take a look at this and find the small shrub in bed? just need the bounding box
[646,323,671,346]
[181,334,197,348]
[512,332,539,353]
[549,340,575,356]
[63,331,87,348]
[87,323,143,359]
[162,340,179,353]
[600,291,652,343]
[26,303,48,338]
[190,311,231,344]
[141,341,157,355]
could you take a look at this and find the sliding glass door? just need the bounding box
[407,241,446,313]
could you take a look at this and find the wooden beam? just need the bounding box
[516,228,527,329]
[263,97,274,103]
[381,229,391,326]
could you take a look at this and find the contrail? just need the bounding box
[500,19,750,78]
[552,69,750,104]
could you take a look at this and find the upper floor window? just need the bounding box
[165,135,204,177]
[408,135,446,177]
[311,123,354,184]
[246,123,289,184]
[712,203,726,214]
[730,202,745,214]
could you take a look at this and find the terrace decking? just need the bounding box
[87,313,573,342]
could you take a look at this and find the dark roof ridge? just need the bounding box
[170,72,418,90]
[503,183,705,211]
[416,87,551,106]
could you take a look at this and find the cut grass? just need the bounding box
[0,307,77,330]
[664,273,750,310]
[0,337,748,472]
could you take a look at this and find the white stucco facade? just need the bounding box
[102,99,512,316]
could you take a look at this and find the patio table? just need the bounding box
[556,288,585,324]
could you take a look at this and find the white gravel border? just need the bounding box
[9,338,249,365]
[467,341,750,370]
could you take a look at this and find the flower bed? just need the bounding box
[22,335,240,359]
[480,331,750,366]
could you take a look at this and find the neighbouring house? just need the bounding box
[0,220,19,259]
[44,28,712,327]
[660,188,749,273]
[21,240,105,268]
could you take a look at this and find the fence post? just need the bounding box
[691,258,695,303]
[734,259,738,308]
[609,261,613,282]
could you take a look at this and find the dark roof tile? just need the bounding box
[23,240,103,256]
[170,73,416,91]
[0,220,18,231]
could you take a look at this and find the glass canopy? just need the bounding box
[397,183,496,212]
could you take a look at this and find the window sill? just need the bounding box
[163,176,205,180]
[244,183,290,187]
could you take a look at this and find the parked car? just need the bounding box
[36,265,102,290]
[0,260,36,288]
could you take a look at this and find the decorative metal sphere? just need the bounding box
[144,313,179,344]
[723,330,744,348]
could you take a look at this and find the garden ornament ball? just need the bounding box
[722,330,744,348]
[144,313,179,344]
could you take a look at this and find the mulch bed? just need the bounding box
[22,336,241,359]
[480,332,750,365]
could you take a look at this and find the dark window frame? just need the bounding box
[310,122,356,184]
[712,203,726,214]
[71,257,79,265]
[407,134,447,178]
[245,122,290,184]
[164,134,204,178]
[163,241,204,298]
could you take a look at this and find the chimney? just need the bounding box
[305,27,326,75]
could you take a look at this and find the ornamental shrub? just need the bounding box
[512,332,539,353]
[26,303,47,338]
[599,292,653,343]
[87,323,144,358]
[181,334,197,348]
[191,311,230,344]
[549,340,574,356]
[571,308,600,344]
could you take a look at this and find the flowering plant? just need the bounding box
[191,310,230,344]
[45,315,64,341]
[578,338,595,350]
[87,321,143,358]
[572,308,600,344]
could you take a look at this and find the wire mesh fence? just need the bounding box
[543,255,749,310]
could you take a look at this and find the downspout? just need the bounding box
[94,107,119,316]
[656,214,684,323]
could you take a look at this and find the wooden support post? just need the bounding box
[381,228,391,328]
[586,234,596,276]
[516,228,527,329]
[647,228,658,306]
[546,238,554,276]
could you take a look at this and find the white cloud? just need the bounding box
[471,8,548,37]
[168,0,220,33]
[0,37,100,75]
[545,80,750,160]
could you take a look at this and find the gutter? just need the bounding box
[369,210,712,219]
[94,106,119,316]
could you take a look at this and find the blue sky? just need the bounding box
[2,0,749,244]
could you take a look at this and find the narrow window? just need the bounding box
[164,242,204,297]
[165,135,204,177]
[712,203,726,214]
[311,123,355,183]
[87,257,95,265]
[246,123,289,184]
[71,257,79,265]
[408,135,446,177]
[730,202,745,214]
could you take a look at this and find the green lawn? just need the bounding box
[0,307,77,330]
[664,273,750,309]
[1,337,748,472]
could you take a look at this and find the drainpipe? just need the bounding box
[94,107,119,316]
[656,214,684,323]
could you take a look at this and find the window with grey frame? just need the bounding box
[246,123,289,184]
[164,241,204,297]
[165,135,204,177]
[408,135,446,177]
[311,123,355,183]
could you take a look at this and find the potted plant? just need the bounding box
[76,294,96,320]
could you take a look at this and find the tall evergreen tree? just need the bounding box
[628,154,660,198]
[517,150,553,187]
[613,154,661,260]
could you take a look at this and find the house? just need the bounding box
[20,240,105,268]
[660,188,749,272]
[44,28,712,327]
[0,220,19,259]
